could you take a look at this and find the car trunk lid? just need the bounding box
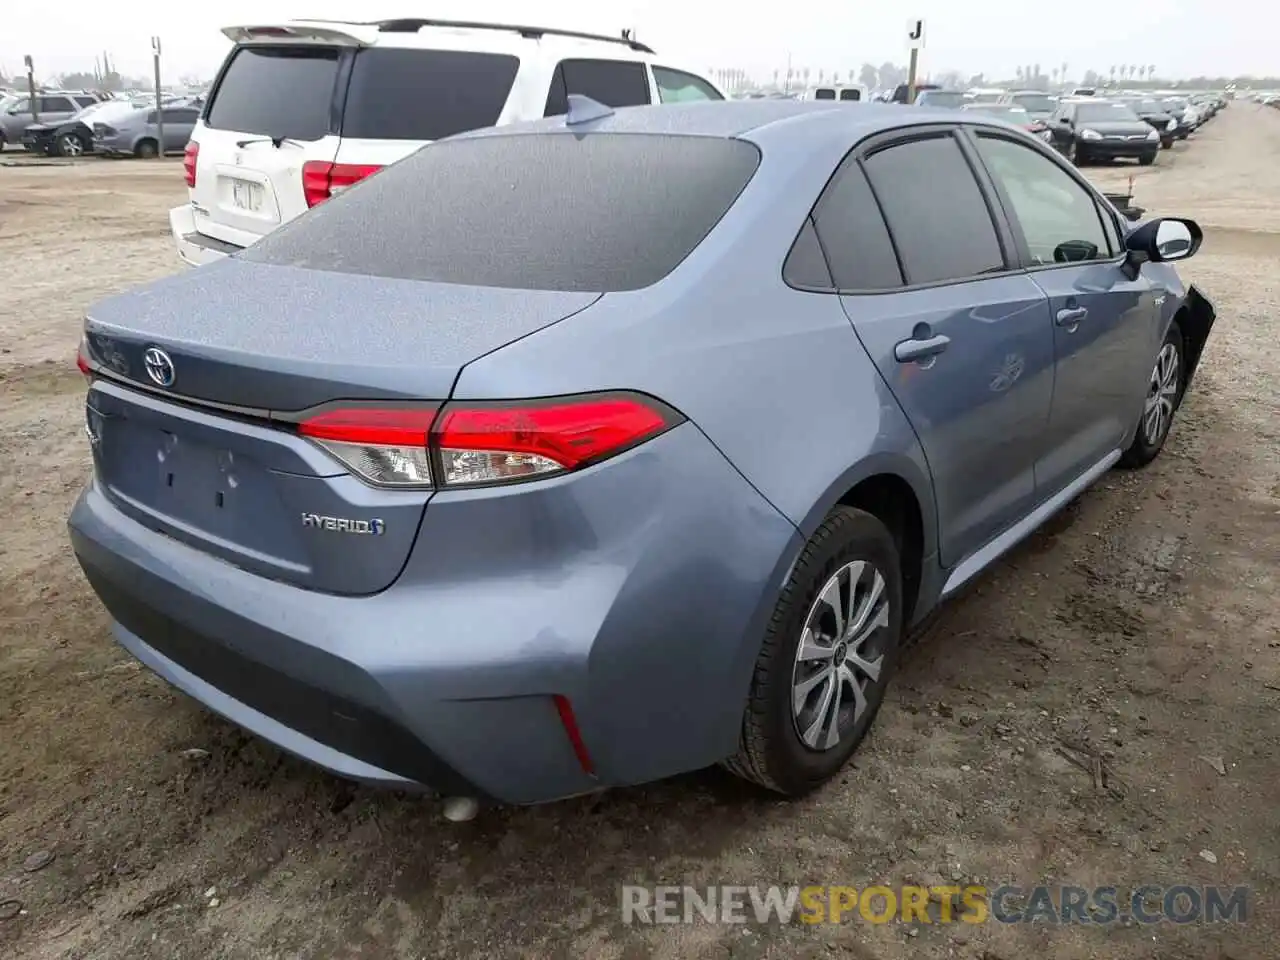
[81,258,600,594]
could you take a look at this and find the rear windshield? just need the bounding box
[920,91,966,107]
[1012,93,1053,112]
[240,133,762,292]
[206,45,340,140]
[342,48,520,141]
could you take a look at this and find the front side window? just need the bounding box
[862,134,1005,285]
[40,97,73,112]
[653,66,722,103]
[814,88,836,100]
[974,134,1112,264]
[838,88,861,101]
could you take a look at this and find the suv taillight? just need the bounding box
[183,141,198,188]
[300,161,383,208]
[297,393,682,489]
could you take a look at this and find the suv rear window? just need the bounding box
[342,48,520,141]
[242,133,761,292]
[207,45,340,141]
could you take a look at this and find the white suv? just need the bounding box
[171,18,724,266]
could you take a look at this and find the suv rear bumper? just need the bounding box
[170,203,243,267]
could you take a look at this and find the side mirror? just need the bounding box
[1125,216,1203,263]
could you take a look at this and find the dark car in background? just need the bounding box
[1047,98,1160,165]
[1161,98,1196,139]
[913,89,968,109]
[23,99,136,156]
[1129,100,1178,149]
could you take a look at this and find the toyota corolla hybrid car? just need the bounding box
[69,100,1215,806]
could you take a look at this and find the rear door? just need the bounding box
[827,128,1056,567]
[192,43,347,248]
[966,129,1158,495]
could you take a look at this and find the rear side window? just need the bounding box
[342,49,520,141]
[814,88,836,100]
[75,96,97,108]
[206,45,340,141]
[163,108,200,124]
[839,89,861,101]
[544,59,651,116]
[808,160,903,290]
[242,133,760,292]
[863,134,1005,285]
[41,97,73,112]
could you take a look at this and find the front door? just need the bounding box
[826,130,1056,566]
[966,130,1158,496]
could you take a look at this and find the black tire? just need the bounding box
[1119,320,1185,469]
[1139,152,1156,166]
[724,506,903,796]
[135,139,159,159]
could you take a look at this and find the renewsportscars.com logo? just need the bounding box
[621,884,1249,926]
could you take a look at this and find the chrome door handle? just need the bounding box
[1056,306,1088,326]
[894,334,951,363]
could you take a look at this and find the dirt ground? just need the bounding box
[1,108,1277,960]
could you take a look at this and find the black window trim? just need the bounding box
[959,124,1128,273]
[784,122,1024,296]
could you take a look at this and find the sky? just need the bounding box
[1,0,1275,85]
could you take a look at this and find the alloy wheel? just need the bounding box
[790,560,891,751]
[60,135,84,157]
[1143,342,1180,445]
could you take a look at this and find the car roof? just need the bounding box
[451,99,1026,150]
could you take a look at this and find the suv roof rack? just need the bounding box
[367,18,655,53]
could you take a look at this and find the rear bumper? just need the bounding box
[68,422,801,803]
[169,204,241,267]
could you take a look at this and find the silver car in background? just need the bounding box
[94,103,201,158]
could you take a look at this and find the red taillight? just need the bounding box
[183,141,199,188]
[298,407,436,488]
[301,160,383,208]
[76,339,92,377]
[433,395,675,486]
[295,393,679,489]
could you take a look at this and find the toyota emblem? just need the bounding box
[143,347,176,387]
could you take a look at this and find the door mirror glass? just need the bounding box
[1155,219,1194,260]
[1125,216,1203,263]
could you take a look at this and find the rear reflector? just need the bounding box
[296,393,681,489]
[301,160,384,208]
[183,141,199,188]
[552,694,595,776]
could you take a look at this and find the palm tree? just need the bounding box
[1052,67,1060,85]
[1034,62,1042,82]
[1016,66,1024,83]
[1061,62,1069,83]
[1109,65,1116,84]
[1148,64,1156,82]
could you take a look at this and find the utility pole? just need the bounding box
[152,37,164,157]
[906,18,926,103]
[24,55,38,123]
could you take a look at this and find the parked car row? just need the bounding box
[17,96,203,158]
[0,89,110,150]
[876,84,1227,169]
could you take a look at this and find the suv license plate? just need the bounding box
[231,180,262,212]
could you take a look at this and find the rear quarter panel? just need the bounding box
[451,127,940,589]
